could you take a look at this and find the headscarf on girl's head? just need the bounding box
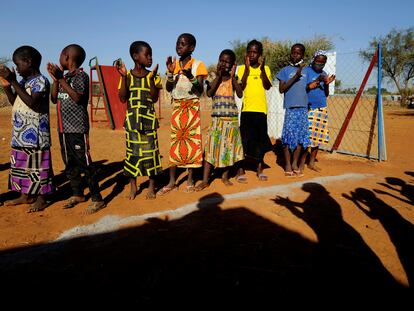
[312,50,327,63]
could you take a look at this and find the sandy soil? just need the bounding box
[0,105,412,307]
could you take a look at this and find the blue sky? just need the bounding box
[1,0,412,88]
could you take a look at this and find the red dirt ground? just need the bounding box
[0,106,412,307]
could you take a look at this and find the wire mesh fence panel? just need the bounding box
[266,49,381,159]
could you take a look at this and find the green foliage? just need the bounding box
[364,86,391,95]
[361,27,414,105]
[231,35,334,75]
[0,57,10,94]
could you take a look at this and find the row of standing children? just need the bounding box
[0,34,334,212]
[0,45,105,213]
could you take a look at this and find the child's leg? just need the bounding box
[308,147,321,171]
[283,146,293,173]
[235,160,248,183]
[166,166,176,188]
[257,161,268,181]
[129,177,138,200]
[292,145,303,172]
[187,168,194,186]
[146,177,156,200]
[298,146,309,174]
[27,194,48,213]
[222,168,233,186]
[195,161,212,191]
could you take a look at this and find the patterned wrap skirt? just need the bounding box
[204,116,244,168]
[308,107,329,148]
[9,148,54,195]
[124,130,162,177]
[169,98,203,168]
[281,107,311,151]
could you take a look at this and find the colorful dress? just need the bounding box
[204,78,244,167]
[169,57,208,168]
[122,71,163,177]
[306,66,329,147]
[10,75,54,195]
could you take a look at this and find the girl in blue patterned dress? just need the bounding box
[0,46,53,212]
[276,43,310,177]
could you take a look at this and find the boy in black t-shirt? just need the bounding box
[48,44,105,214]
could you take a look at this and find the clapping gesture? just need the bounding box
[47,63,64,81]
[115,59,127,77]
[166,56,176,74]
[149,64,159,80]
[324,74,336,85]
[0,65,16,85]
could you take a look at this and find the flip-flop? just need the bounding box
[236,174,248,184]
[158,185,177,196]
[294,170,305,178]
[257,173,268,181]
[284,171,296,178]
[183,185,195,193]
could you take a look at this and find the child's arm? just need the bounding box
[240,55,250,90]
[148,64,160,102]
[260,57,272,90]
[47,63,62,104]
[231,65,243,98]
[165,56,176,93]
[1,66,44,110]
[206,63,222,97]
[0,67,17,105]
[279,63,306,94]
[181,68,204,96]
[116,60,129,103]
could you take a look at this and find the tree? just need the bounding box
[361,28,414,106]
[231,35,334,76]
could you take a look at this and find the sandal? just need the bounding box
[63,195,86,209]
[257,173,268,181]
[293,170,305,178]
[236,174,248,184]
[158,185,177,196]
[183,185,195,193]
[284,171,296,178]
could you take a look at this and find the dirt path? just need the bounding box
[0,106,412,305]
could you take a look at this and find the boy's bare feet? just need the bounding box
[28,196,48,213]
[63,195,86,209]
[222,178,233,186]
[146,189,156,200]
[308,164,321,172]
[128,189,137,200]
[84,200,106,215]
[4,194,35,206]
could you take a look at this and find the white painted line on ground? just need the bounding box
[56,173,372,241]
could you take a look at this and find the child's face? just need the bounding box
[312,55,327,72]
[218,54,233,75]
[290,46,304,64]
[134,46,153,68]
[12,56,31,78]
[246,44,261,65]
[176,36,194,57]
[59,50,69,70]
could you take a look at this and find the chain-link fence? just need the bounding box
[264,50,384,160]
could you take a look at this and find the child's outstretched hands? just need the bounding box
[47,63,64,81]
[149,64,159,80]
[166,56,176,74]
[324,74,336,85]
[181,67,193,80]
[0,65,16,85]
[115,59,127,77]
[244,54,250,70]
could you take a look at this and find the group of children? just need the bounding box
[0,33,335,213]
